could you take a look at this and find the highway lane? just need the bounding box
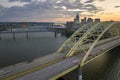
[13,38,120,80]
[0,53,65,79]
[85,38,120,62]
[14,55,81,80]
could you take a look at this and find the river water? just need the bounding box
[0,32,120,80]
[82,46,120,80]
[0,32,67,68]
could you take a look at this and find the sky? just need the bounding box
[0,0,120,22]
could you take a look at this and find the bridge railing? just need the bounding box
[57,21,120,66]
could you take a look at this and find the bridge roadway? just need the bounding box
[0,54,65,79]
[14,38,120,80]
[0,37,120,80]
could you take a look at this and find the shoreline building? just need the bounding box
[72,14,81,30]
[81,17,87,24]
[66,14,101,31]
[87,18,93,23]
[95,18,100,22]
[66,14,81,30]
[66,21,74,30]
[74,14,80,24]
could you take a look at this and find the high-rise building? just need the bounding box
[74,14,80,24]
[81,17,87,24]
[66,21,74,30]
[95,18,100,22]
[87,18,93,23]
[76,14,79,21]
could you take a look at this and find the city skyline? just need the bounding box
[0,0,120,22]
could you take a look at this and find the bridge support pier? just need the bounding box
[0,32,1,40]
[26,32,29,39]
[54,31,58,38]
[57,67,82,80]
[13,32,15,40]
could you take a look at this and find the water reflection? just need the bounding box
[0,32,67,68]
[82,46,120,80]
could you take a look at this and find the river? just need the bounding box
[82,46,120,80]
[0,32,120,80]
[0,32,67,68]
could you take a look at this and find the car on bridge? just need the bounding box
[72,60,78,64]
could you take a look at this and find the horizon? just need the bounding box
[0,0,120,22]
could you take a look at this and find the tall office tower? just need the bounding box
[76,14,79,21]
[74,14,80,24]
[87,18,93,23]
[81,17,87,24]
[95,18,100,22]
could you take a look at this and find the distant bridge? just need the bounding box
[0,27,65,39]
[0,21,120,80]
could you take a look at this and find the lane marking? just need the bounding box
[49,65,79,80]
[1,58,65,80]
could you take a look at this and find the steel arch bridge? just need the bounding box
[0,21,120,80]
[57,21,120,67]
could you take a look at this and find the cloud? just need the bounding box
[85,0,105,3]
[0,0,104,22]
[85,0,94,3]
[99,0,105,2]
[55,0,81,9]
[8,0,48,3]
[8,0,19,2]
[78,2,104,17]
[8,0,32,2]
[20,0,32,2]
[0,6,7,17]
[114,6,120,8]
[0,0,63,22]
[84,4,102,13]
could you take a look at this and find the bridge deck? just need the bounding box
[0,53,65,79]
[15,38,120,80]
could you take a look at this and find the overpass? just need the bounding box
[0,21,120,80]
[0,27,65,39]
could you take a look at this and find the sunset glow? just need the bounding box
[0,0,120,22]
